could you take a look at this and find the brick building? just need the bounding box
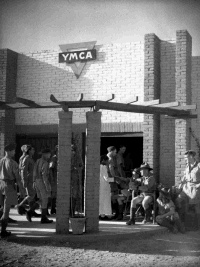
[0,29,200,232]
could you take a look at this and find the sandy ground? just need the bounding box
[0,230,200,267]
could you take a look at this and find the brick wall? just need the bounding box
[0,49,17,157]
[175,30,192,184]
[15,42,144,132]
[143,34,160,182]
[160,41,176,187]
[191,57,200,160]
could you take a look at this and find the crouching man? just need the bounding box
[156,188,185,234]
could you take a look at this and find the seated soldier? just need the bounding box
[156,187,185,234]
[126,162,155,225]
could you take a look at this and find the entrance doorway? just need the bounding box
[100,133,143,172]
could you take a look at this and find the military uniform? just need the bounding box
[0,144,19,237]
[17,147,41,221]
[33,149,53,224]
[49,153,57,214]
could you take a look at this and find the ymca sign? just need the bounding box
[59,49,96,64]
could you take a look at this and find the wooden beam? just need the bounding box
[165,114,197,119]
[16,97,41,108]
[133,99,160,106]
[77,93,84,101]
[172,104,197,110]
[95,100,190,116]
[152,101,179,108]
[126,96,139,104]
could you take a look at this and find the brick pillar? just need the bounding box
[56,111,72,234]
[175,30,192,185]
[0,49,17,157]
[84,111,101,233]
[143,34,161,182]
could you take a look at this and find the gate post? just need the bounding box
[175,30,192,185]
[84,111,101,233]
[56,111,72,234]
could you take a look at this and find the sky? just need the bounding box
[0,0,200,55]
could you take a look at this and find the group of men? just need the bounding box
[0,143,58,238]
[106,146,200,233]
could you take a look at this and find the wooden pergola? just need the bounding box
[0,94,197,233]
[0,94,197,118]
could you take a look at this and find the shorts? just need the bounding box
[0,180,18,208]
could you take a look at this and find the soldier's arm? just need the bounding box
[21,157,29,186]
[42,162,51,191]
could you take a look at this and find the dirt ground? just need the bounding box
[0,230,200,267]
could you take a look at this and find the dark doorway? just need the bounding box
[100,135,143,171]
[15,134,58,163]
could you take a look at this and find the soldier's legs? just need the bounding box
[142,196,153,223]
[35,180,53,224]
[0,181,17,238]
[175,191,189,223]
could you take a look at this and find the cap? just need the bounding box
[4,143,16,152]
[184,150,196,157]
[41,148,51,154]
[139,162,153,171]
[107,146,116,153]
[21,144,32,153]
[160,187,171,199]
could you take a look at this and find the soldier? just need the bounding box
[16,145,41,221]
[126,162,156,225]
[0,144,19,238]
[18,145,28,206]
[176,150,200,228]
[49,145,58,214]
[33,148,53,224]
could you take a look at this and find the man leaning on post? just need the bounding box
[0,143,19,238]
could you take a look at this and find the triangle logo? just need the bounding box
[59,41,97,78]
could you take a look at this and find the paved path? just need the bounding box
[7,208,166,242]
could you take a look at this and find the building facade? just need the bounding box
[0,29,200,188]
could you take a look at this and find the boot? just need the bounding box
[112,202,119,219]
[174,218,186,234]
[126,208,136,225]
[16,204,27,215]
[41,209,53,224]
[51,198,56,215]
[142,208,152,224]
[26,201,41,222]
[116,204,124,220]
[1,219,11,238]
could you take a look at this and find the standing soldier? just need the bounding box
[49,145,58,215]
[18,145,28,206]
[16,145,41,221]
[33,148,53,224]
[0,144,19,238]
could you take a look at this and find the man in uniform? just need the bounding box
[16,145,41,221]
[33,148,53,224]
[49,145,58,214]
[0,144,19,238]
[176,150,200,227]
[126,162,156,225]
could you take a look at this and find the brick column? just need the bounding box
[143,34,161,182]
[84,111,101,233]
[0,49,17,157]
[56,111,72,234]
[175,30,192,185]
